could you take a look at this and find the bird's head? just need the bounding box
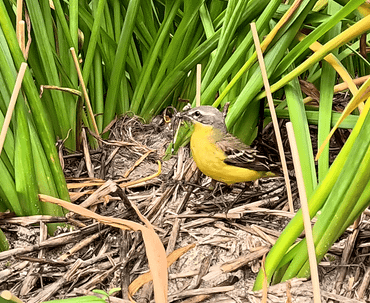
[177,106,227,132]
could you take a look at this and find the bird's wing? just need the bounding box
[216,133,272,172]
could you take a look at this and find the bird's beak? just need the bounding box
[176,110,190,121]
[176,104,193,119]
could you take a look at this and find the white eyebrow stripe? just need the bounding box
[200,112,215,116]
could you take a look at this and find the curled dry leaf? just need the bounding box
[39,194,168,303]
[128,243,196,297]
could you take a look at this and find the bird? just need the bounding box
[177,105,279,185]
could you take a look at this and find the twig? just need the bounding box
[24,10,32,59]
[166,217,182,255]
[18,21,25,57]
[304,76,370,104]
[16,0,24,56]
[70,47,101,143]
[28,259,83,303]
[181,276,238,303]
[1,291,24,303]
[0,62,27,156]
[0,215,67,226]
[169,286,234,301]
[40,85,82,97]
[202,246,270,281]
[0,261,29,284]
[19,221,48,295]
[58,229,108,261]
[0,223,101,261]
[146,186,176,222]
[250,22,294,213]
[286,122,321,303]
[81,128,94,178]
[15,256,73,266]
[119,160,162,188]
[120,230,131,300]
[357,265,370,299]
[79,180,117,208]
[196,64,201,107]
[335,215,362,292]
[124,150,154,178]
[251,225,276,246]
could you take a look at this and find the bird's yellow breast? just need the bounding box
[190,123,266,185]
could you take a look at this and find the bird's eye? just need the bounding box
[193,110,201,117]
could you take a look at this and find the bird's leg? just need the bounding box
[222,102,230,119]
[204,179,220,200]
[203,180,231,211]
[217,185,229,210]
[211,183,235,211]
[252,179,260,191]
[210,179,218,191]
[226,182,250,211]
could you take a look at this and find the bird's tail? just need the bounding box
[262,164,281,177]
[262,171,278,178]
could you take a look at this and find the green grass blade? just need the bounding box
[14,100,41,216]
[268,108,359,128]
[227,1,317,142]
[274,0,365,77]
[253,96,370,289]
[318,1,342,182]
[201,0,249,88]
[139,0,205,117]
[264,13,370,100]
[285,75,317,198]
[25,0,72,143]
[130,0,182,114]
[298,139,370,278]
[0,228,9,251]
[140,31,221,121]
[202,0,275,106]
[281,111,370,281]
[0,0,69,201]
[103,0,141,129]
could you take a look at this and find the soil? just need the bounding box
[1,100,370,303]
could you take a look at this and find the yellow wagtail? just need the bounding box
[178,106,279,185]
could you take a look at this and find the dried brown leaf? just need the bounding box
[128,243,196,297]
[39,194,168,303]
